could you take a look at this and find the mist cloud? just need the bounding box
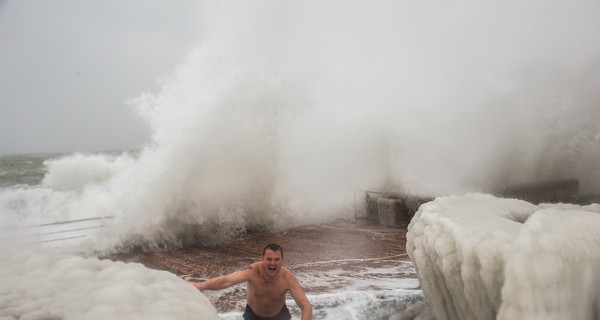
[2,0,600,250]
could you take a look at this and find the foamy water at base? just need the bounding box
[219,289,425,320]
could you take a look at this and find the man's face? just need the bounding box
[262,249,283,276]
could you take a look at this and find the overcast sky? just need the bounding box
[0,1,203,155]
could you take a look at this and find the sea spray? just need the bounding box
[1,0,600,253]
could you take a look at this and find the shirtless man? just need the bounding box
[187,243,312,320]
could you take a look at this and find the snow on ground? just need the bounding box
[0,251,219,320]
[407,193,600,320]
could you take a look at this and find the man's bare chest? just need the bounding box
[249,279,288,301]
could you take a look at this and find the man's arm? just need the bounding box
[187,265,254,291]
[286,271,312,320]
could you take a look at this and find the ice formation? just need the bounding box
[407,193,600,320]
[0,251,219,320]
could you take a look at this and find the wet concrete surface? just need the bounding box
[106,218,416,313]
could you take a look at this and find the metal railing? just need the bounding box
[0,216,114,246]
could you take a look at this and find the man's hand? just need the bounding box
[184,279,205,290]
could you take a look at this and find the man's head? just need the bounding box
[261,243,284,276]
[262,243,284,258]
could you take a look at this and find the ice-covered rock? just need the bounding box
[0,251,219,320]
[407,193,600,320]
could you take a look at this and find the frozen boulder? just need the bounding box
[0,251,220,320]
[407,194,600,320]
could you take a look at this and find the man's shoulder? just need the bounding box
[280,267,296,280]
[281,266,292,274]
[240,262,261,272]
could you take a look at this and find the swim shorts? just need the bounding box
[242,303,291,320]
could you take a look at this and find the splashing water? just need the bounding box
[1,0,600,253]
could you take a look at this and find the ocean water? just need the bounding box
[0,151,127,188]
[0,151,137,247]
[3,0,600,251]
[0,153,55,188]
[221,289,425,320]
[2,1,600,318]
[0,153,424,319]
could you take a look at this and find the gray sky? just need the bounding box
[0,0,203,155]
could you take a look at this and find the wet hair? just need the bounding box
[262,243,284,258]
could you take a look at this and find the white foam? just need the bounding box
[291,256,419,293]
[1,0,600,253]
[300,289,424,320]
[217,289,424,320]
[41,153,129,192]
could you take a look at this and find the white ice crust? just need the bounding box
[407,193,600,320]
[0,251,219,320]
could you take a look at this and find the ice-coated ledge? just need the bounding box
[0,251,219,320]
[407,193,600,320]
